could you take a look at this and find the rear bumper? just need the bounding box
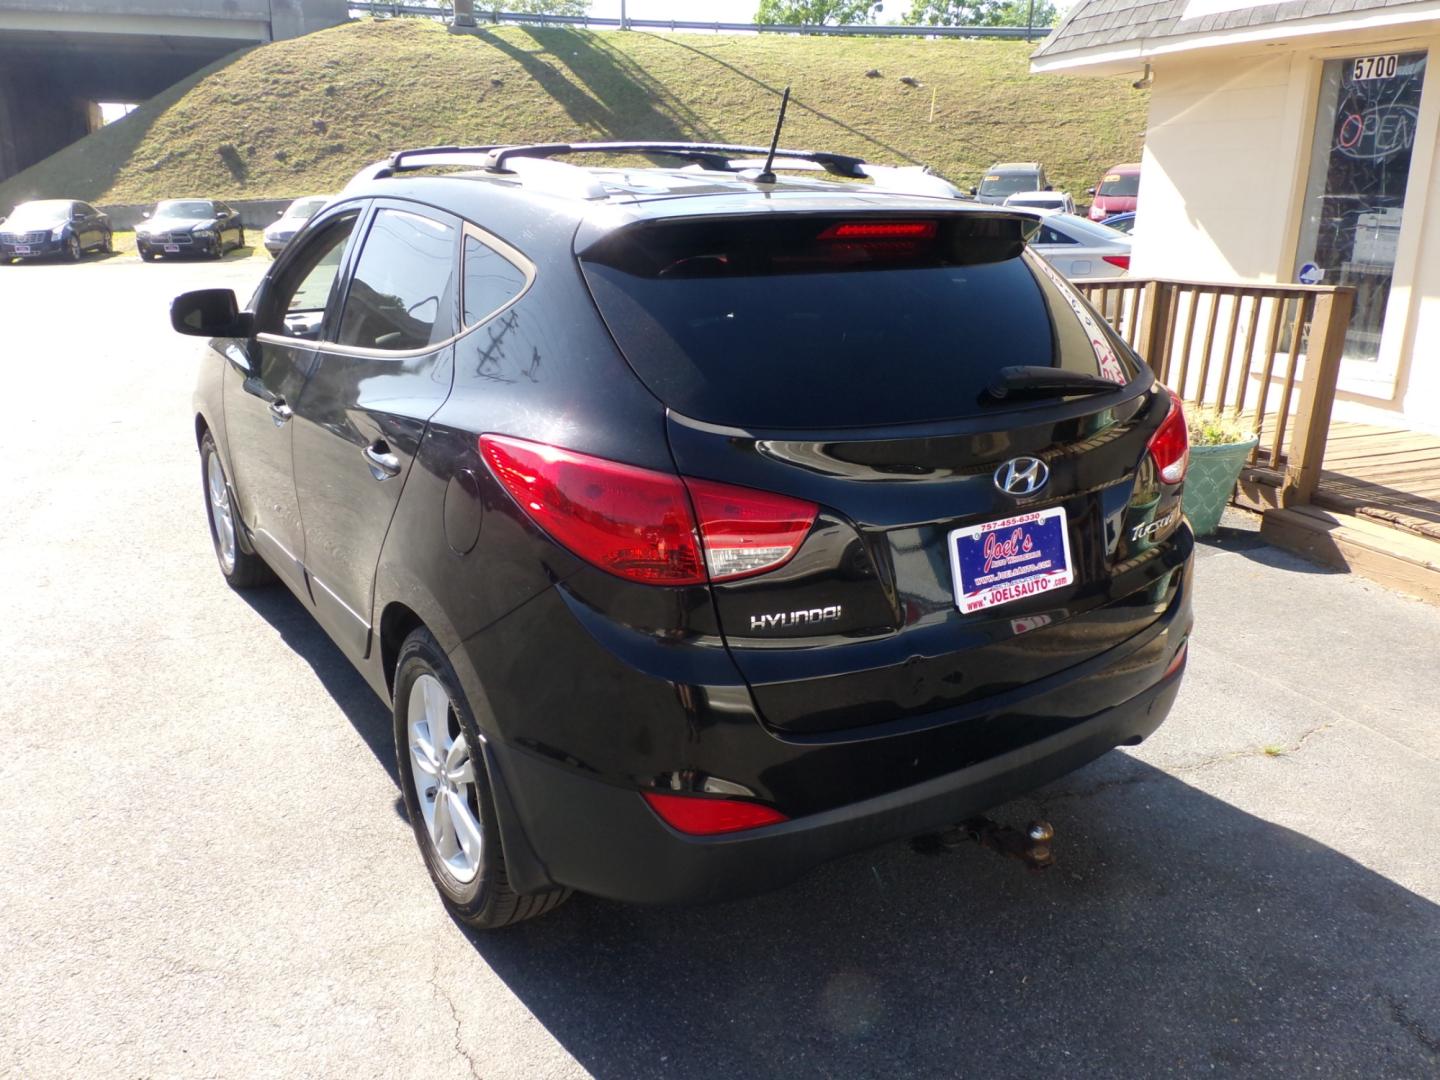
[489,659,1184,906]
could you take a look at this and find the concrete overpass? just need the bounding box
[0,0,348,183]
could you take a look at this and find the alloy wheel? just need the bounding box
[205,452,237,573]
[407,673,482,884]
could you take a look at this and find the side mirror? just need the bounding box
[1086,187,1096,196]
[1044,184,1053,191]
[171,289,253,338]
[968,186,978,196]
[277,209,286,217]
[142,210,151,218]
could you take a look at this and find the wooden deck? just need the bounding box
[1242,418,1440,604]
[1311,422,1440,542]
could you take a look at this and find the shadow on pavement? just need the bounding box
[235,556,1438,1078]
[464,752,1440,1077]
[237,585,398,789]
[1196,527,1343,576]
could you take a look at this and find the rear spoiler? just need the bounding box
[576,210,1043,273]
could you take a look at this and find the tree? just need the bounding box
[506,0,591,15]
[902,0,1058,28]
[754,0,882,25]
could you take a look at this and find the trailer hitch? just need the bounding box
[912,816,1055,870]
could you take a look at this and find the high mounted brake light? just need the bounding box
[818,221,938,240]
[479,435,817,585]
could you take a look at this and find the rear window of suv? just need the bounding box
[579,214,1130,429]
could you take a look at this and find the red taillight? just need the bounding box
[684,478,816,582]
[642,791,789,835]
[479,435,817,585]
[480,434,705,584]
[1147,392,1189,484]
[1163,640,1188,679]
[1102,253,1131,270]
[818,220,938,240]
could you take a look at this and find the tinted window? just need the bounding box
[6,201,70,228]
[156,200,214,218]
[264,211,359,340]
[580,215,1130,428]
[1097,172,1140,198]
[463,234,528,326]
[338,209,456,351]
[288,197,328,221]
[1035,225,1075,246]
[978,173,1038,198]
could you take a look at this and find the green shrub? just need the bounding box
[1187,408,1255,447]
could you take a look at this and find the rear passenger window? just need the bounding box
[462,234,528,326]
[338,209,456,351]
[1036,225,1074,245]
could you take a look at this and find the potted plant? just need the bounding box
[1182,408,1260,536]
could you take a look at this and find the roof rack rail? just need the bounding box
[484,141,870,178]
[349,141,871,185]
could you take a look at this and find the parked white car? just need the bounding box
[1024,212,1132,279]
[1004,190,1077,215]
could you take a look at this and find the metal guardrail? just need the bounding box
[347,4,1046,40]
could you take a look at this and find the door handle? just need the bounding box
[363,442,402,480]
[268,400,293,426]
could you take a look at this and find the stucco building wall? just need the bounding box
[1128,35,1440,432]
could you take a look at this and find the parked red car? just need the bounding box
[1088,163,1141,221]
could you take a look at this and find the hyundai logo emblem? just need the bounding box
[994,456,1050,497]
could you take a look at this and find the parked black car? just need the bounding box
[137,199,244,260]
[173,142,1194,929]
[0,199,112,262]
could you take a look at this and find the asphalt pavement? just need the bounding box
[1,255,1438,1079]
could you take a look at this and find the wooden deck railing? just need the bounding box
[1074,278,1355,506]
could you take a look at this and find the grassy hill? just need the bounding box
[0,19,1147,209]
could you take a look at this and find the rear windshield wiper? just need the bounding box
[982,365,1126,401]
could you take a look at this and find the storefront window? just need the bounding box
[1294,51,1428,362]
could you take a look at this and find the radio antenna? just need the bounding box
[755,86,791,184]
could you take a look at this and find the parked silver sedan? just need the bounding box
[262,195,330,256]
[1025,212,1132,279]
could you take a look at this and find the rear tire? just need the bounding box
[64,234,81,262]
[102,232,114,255]
[394,628,571,929]
[200,431,273,589]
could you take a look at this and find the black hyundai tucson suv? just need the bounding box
[173,142,1194,928]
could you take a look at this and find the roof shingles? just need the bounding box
[1033,0,1429,58]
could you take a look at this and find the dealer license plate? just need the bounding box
[948,506,1074,614]
[14,245,30,254]
[164,244,180,253]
